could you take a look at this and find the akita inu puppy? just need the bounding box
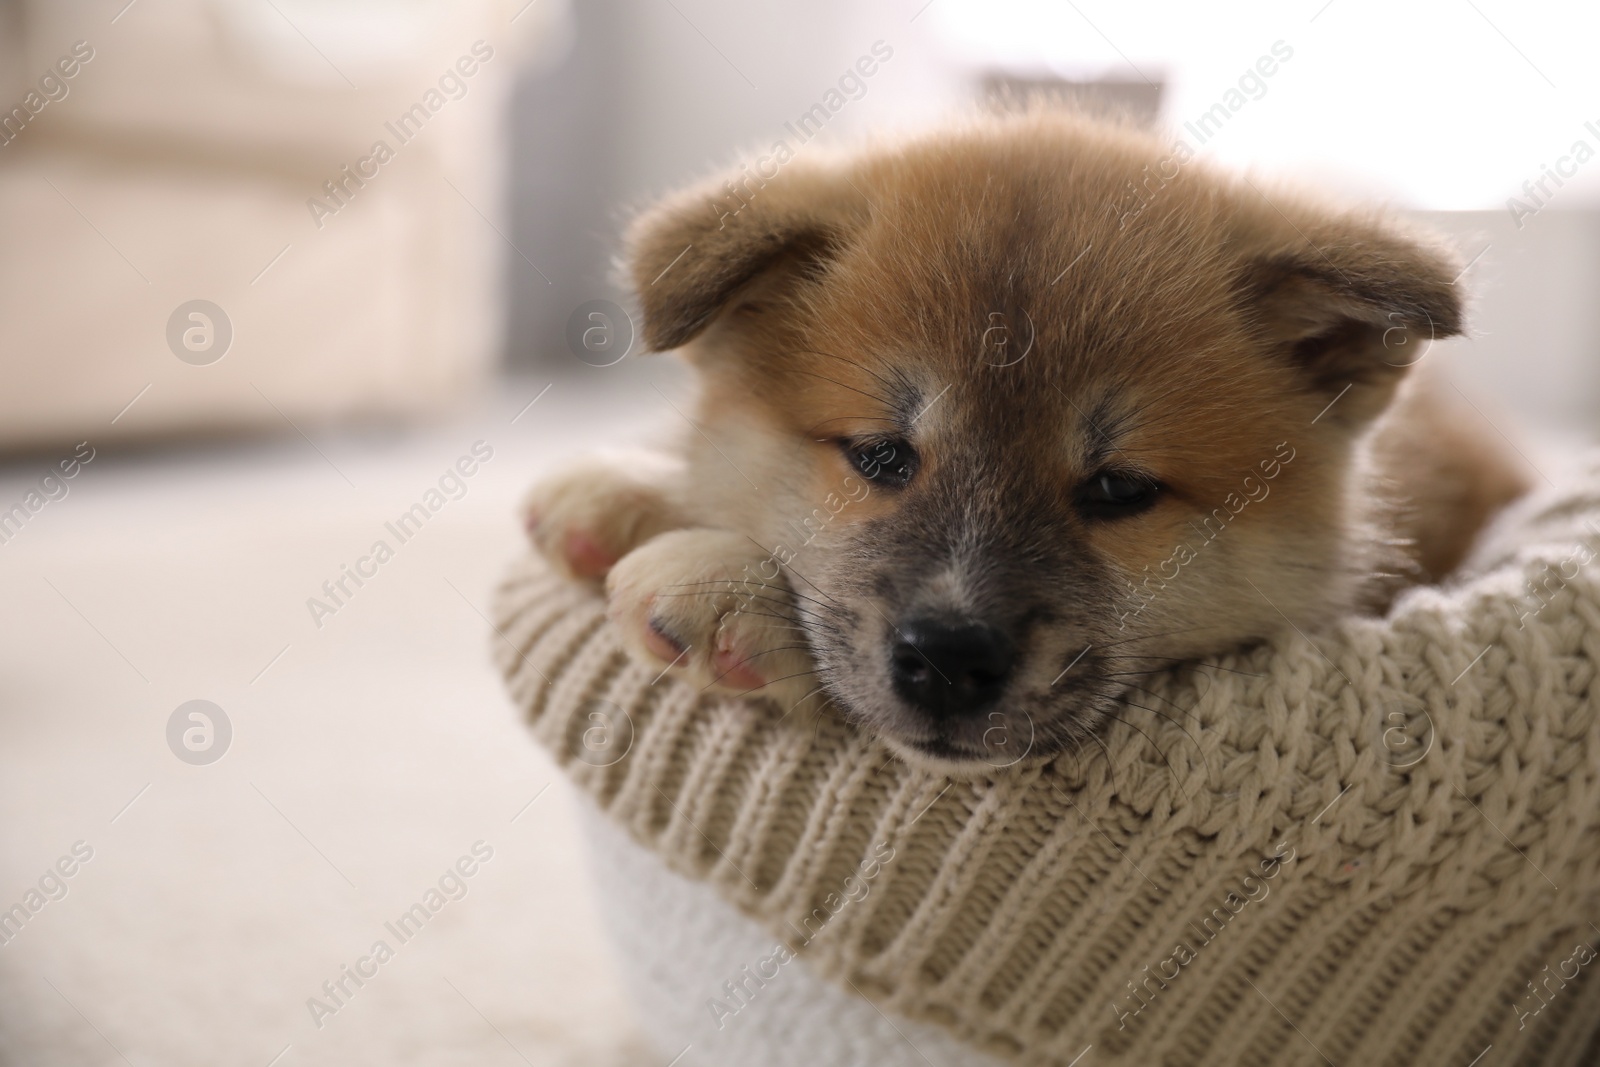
[522,111,1526,765]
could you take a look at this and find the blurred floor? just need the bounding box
[0,369,684,1066]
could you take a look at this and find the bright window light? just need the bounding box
[927,0,1600,209]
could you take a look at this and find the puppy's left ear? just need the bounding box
[1239,213,1464,425]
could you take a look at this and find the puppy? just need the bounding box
[523,110,1527,767]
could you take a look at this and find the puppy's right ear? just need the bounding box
[625,161,860,351]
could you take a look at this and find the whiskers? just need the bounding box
[645,574,1219,803]
[649,573,847,721]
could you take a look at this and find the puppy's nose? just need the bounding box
[890,617,1016,718]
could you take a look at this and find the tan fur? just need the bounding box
[522,109,1529,765]
[1374,365,1532,583]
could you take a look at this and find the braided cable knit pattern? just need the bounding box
[495,458,1600,1066]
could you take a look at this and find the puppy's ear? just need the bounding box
[625,161,859,351]
[1239,214,1464,424]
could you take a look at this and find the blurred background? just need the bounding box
[1,1,1596,1064]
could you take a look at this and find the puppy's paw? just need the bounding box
[606,529,820,712]
[521,460,685,582]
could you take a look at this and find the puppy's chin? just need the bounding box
[878,733,1048,778]
[828,684,1102,775]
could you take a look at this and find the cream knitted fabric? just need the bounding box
[494,456,1600,1067]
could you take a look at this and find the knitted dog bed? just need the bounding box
[494,454,1600,1067]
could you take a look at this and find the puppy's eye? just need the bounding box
[1077,472,1161,518]
[843,437,917,488]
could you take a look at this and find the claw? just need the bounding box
[643,612,687,663]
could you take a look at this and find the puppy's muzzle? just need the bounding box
[890,616,1016,719]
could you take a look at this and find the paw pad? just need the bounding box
[564,530,618,578]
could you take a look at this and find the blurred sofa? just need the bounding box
[0,0,560,449]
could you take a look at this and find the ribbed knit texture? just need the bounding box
[494,457,1600,1067]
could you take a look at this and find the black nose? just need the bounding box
[890,617,1016,718]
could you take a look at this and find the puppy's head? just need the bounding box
[626,112,1463,765]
